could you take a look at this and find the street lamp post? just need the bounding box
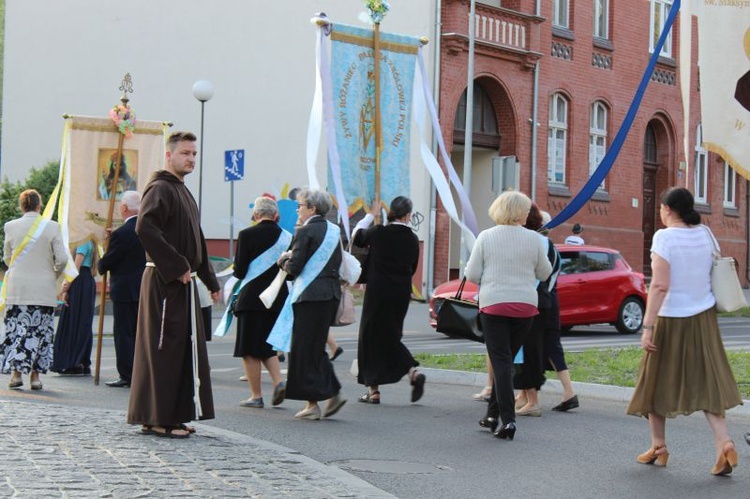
[192,80,214,222]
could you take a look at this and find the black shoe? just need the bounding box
[82,366,92,376]
[744,432,750,446]
[410,373,426,403]
[551,395,579,412]
[478,417,499,432]
[57,365,85,377]
[105,378,130,387]
[493,422,516,441]
[330,346,344,361]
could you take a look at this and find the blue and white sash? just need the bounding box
[214,228,292,337]
[267,221,340,352]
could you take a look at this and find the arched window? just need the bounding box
[453,83,500,148]
[548,93,568,184]
[643,124,657,163]
[589,101,608,189]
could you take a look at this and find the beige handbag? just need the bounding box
[702,225,747,313]
[332,285,356,327]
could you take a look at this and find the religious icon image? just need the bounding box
[97,148,138,200]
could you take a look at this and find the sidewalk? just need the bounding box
[0,398,393,498]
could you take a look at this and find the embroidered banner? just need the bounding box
[328,23,420,212]
[61,116,168,246]
[698,1,750,178]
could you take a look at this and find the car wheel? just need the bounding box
[616,297,644,334]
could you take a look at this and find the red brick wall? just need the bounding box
[435,0,748,287]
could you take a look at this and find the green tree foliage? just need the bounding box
[0,160,61,253]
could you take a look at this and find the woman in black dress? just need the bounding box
[233,197,289,409]
[353,196,424,404]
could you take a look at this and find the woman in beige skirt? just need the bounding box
[626,187,742,476]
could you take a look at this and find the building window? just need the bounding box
[694,124,708,204]
[650,0,673,58]
[594,0,609,39]
[553,0,569,29]
[724,161,737,208]
[589,101,607,189]
[548,93,568,184]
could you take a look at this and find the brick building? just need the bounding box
[433,0,748,287]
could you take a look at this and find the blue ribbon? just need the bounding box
[214,229,292,337]
[545,0,681,230]
[266,221,340,352]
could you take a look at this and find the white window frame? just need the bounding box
[694,124,708,204]
[649,0,673,58]
[724,161,737,208]
[589,101,607,189]
[548,93,568,185]
[553,0,570,29]
[594,0,609,39]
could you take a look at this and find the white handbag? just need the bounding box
[339,241,362,286]
[702,225,747,313]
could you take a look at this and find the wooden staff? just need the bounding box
[94,75,132,385]
[374,21,382,215]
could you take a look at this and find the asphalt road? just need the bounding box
[4,301,749,498]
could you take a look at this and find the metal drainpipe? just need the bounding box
[459,0,476,279]
[427,0,442,298]
[530,0,541,201]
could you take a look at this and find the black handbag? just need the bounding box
[435,277,484,343]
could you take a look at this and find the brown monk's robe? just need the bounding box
[127,170,220,427]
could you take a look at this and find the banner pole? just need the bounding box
[95,74,132,385]
[374,21,382,219]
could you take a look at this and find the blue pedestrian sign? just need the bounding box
[224,149,245,181]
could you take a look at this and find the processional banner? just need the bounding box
[327,23,419,213]
[698,1,750,178]
[60,116,167,247]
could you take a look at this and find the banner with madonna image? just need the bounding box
[59,115,169,247]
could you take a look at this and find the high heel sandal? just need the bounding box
[478,417,498,432]
[637,444,669,466]
[711,440,739,476]
[472,386,492,401]
[493,422,516,441]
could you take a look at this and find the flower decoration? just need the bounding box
[364,0,390,24]
[109,104,136,138]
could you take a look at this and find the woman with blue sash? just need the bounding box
[232,197,291,408]
[270,189,346,420]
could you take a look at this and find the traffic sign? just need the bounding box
[224,149,244,181]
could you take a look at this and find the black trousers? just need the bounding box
[481,313,533,425]
[112,301,138,381]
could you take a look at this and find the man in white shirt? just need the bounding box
[564,223,584,245]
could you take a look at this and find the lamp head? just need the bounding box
[192,80,215,102]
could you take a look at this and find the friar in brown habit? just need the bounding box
[127,131,221,439]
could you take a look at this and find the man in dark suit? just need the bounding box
[98,190,146,387]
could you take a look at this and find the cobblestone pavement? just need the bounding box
[0,399,392,498]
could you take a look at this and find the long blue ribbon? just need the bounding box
[266,221,340,352]
[545,0,681,229]
[213,229,292,337]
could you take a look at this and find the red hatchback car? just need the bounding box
[429,244,648,335]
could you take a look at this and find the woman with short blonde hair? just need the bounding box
[465,190,552,441]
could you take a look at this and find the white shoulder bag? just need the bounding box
[702,225,747,313]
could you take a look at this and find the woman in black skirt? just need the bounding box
[233,197,289,409]
[277,189,345,420]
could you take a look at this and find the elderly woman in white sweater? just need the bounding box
[465,191,552,441]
